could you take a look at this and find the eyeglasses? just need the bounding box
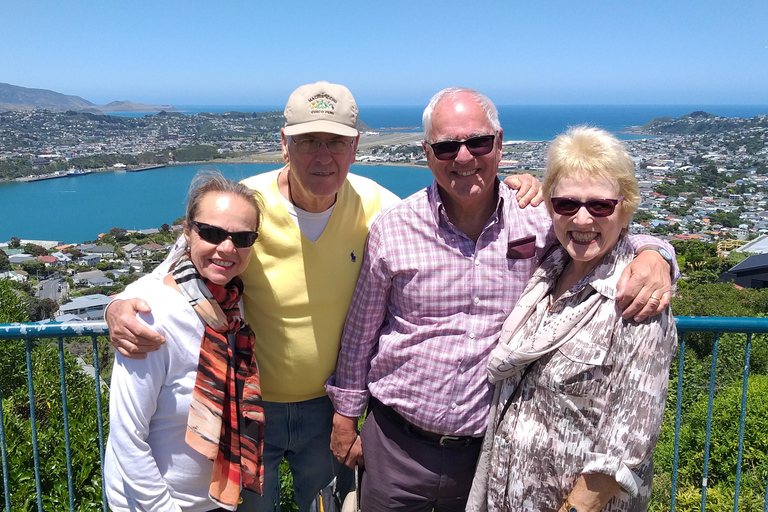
[190,220,259,248]
[427,135,496,161]
[550,196,625,217]
[290,137,354,154]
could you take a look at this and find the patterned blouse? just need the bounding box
[468,237,678,512]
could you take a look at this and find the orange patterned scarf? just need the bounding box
[172,257,265,510]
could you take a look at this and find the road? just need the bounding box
[38,277,67,302]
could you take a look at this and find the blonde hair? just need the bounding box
[543,126,640,219]
[185,169,263,231]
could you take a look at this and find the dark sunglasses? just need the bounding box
[427,134,496,161]
[550,196,625,217]
[191,220,259,248]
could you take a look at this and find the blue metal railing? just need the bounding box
[0,321,109,512]
[0,318,767,511]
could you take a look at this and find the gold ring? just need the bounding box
[650,295,661,301]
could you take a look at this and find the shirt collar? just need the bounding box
[532,235,634,301]
[426,177,508,230]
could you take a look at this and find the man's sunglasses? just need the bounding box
[191,220,259,248]
[427,134,496,161]
[550,196,625,217]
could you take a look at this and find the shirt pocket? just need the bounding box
[543,333,611,399]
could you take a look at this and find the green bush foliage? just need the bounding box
[650,283,768,509]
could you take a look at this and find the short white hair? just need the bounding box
[422,87,501,142]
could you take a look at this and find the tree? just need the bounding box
[23,243,47,257]
[0,279,27,322]
[24,296,58,321]
[0,249,10,271]
[9,236,21,248]
[109,227,129,241]
[62,247,82,258]
[20,259,47,277]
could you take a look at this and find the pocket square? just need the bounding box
[507,235,536,259]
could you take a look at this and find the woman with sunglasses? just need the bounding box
[467,127,678,512]
[105,170,265,512]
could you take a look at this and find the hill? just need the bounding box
[0,82,100,112]
[0,82,176,113]
[640,111,768,135]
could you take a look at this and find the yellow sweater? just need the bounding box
[240,169,385,402]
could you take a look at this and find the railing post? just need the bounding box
[733,333,752,512]
[24,339,43,511]
[57,337,75,512]
[91,335,108,512]
[700,333,720,512]
[671,332,686,512]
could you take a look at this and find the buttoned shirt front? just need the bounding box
[326,180,553,436]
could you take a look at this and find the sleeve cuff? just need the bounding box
[325,382,371,418]
[581,455,642,497]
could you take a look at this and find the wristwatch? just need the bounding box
[638,245,673,266]
[562,498,579,512]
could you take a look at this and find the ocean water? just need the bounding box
[0,164,434,243]
[110,104,768,141]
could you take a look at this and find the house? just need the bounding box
[56,294,113,321]
[38,255,58,266]
[720,254,768,289]
[121,243,143,258]
[73,270,106,285]
[0,270,27,282]
[79,244,116,258]
[735,234,768,255]
[86,276,114,287]
[140,243,165,256]
[8,253,37,265]
[50,251,73,265]
[79,254,100,266]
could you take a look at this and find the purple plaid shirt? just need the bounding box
[326,180,671,437]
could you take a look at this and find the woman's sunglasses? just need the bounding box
[191,220,259,248]
[550,196,624,217]
[427,134,496,161]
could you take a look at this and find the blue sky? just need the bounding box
[1,0,766,106]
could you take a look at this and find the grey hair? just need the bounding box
[422,87,501,142]
[185,169,263,230]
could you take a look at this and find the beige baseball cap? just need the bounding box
[283,81,359,137]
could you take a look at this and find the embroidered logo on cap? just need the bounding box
[308,93,337,115]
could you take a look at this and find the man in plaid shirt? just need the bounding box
[326,87,675,512]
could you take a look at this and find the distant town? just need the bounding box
[2,107,768,323]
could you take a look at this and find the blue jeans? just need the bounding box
[239,396,352,512]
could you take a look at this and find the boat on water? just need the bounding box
[127,164,167,172]
[66,168,93,177]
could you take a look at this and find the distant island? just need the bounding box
[625,110,768,136]
[0,82,177,113]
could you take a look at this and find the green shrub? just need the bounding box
[652,374,768,510]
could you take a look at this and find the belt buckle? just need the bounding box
[439,435,461,446]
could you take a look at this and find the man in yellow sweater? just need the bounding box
[106,82,540,511]
[107,81,395,511]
